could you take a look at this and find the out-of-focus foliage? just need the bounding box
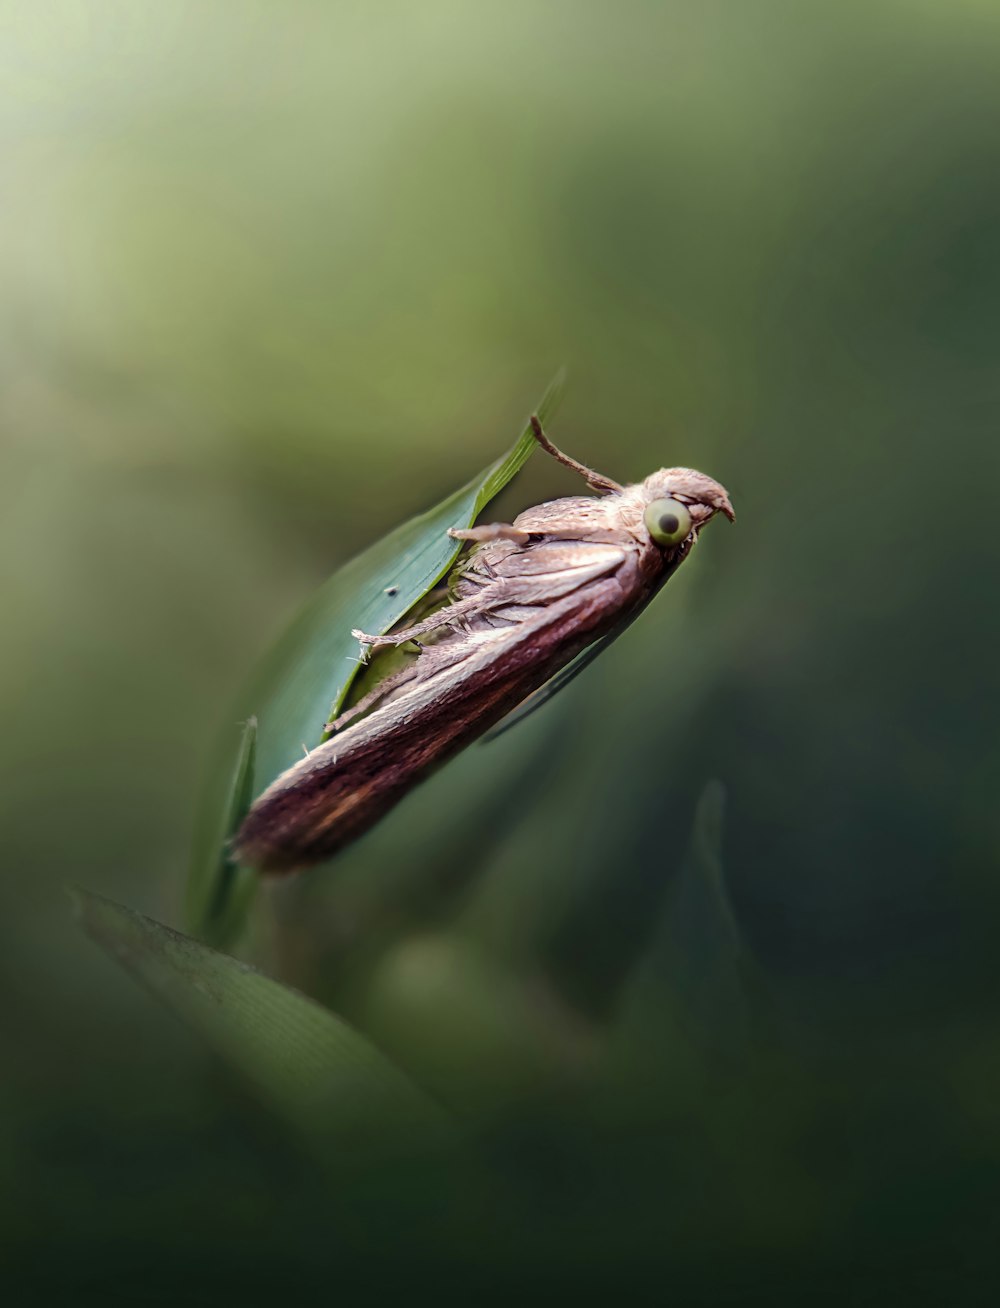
[2,1,999,1302]
[74,888,450,1151]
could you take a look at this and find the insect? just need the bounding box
[234,419,734,872]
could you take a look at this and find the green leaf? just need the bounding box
[74,888,451,1154]
[616,781,749,1060]
[187,715,258,951]
[187,373,565,944]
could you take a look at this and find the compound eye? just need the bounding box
[644,498,692,546]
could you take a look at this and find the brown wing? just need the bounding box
[234,547,643,872]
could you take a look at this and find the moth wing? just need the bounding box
[234,571,634,872]
[482,607,645,741]
[483,541,626,609]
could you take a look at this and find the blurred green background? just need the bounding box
[3,1,999,1301]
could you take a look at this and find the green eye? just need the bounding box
[644,497,692,546]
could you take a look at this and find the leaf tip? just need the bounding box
[65,882,86,919]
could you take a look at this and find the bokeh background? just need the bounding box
[3,1,999,1301]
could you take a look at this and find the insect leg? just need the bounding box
[449,524,531,544]
[352,584,509,649]
[325,660,421,732]
[529,415,623,494]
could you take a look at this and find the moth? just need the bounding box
[235,419,734,872]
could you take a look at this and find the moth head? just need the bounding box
[639,468,735,550]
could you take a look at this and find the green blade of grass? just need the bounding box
[74,888,451,1155]
[187,374,565,944]
[189,715,258,952]
[615,781,749,1062]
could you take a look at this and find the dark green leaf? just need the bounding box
[186,715,258,949]
[74,888,451,1155]
[617,780,748,1058]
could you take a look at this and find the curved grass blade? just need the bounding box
[74,888,451,1155]
[187,373,566,944]
[189,716,258,947]
[616,781,749,1059]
